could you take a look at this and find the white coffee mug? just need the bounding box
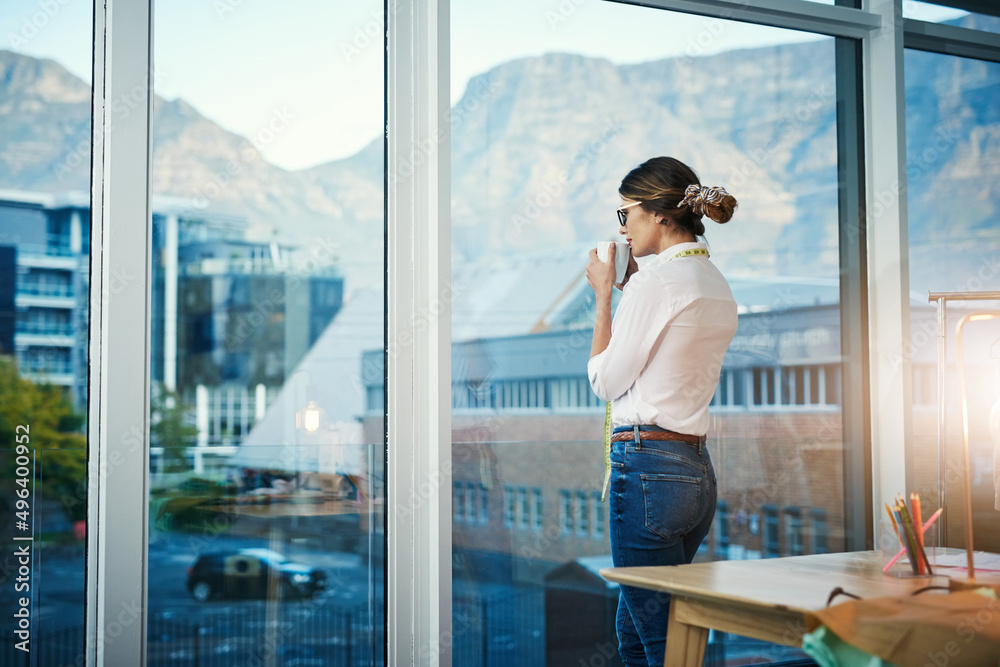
[596,241,630,284]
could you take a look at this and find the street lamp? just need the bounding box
[302,401,321,433]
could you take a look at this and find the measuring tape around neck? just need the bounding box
[668,248,710,261]
[601,400,612,502]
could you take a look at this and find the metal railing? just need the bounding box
[17,242,75,258]
[18,359,74,374]
[15,323,75,337]
[16,283,75,298]
[1,603,382,667]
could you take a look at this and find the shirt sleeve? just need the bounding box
[587,275,684,402]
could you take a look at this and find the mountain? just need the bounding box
[0,50,91,191]
[1,12,998,295]
[0,49,385,290]
[449,46,828,278]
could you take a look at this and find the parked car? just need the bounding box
[186,548,327,602]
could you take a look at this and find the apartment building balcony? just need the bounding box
[18,358,75,385]
[16,283,76,309]
[15,322,76,347]
[183,256,299,276]
[17,242,80,270]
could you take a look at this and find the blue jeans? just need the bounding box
[609,426,717,666]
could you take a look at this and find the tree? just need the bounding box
[0,356,87,526]
[150,383,199,472]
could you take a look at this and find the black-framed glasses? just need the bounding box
[617,201,643,226]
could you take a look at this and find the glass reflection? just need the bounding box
[904,48,1000,555]
[444,1,845,663]
[903,2,1000,34]
[0,1,93,663]
[149,445,382,666]
[148,1,385,665]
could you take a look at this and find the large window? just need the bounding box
[145,2,385,665]
[8,1,998,664]
[0,2,92,664]
[904,1,1000,33]
[446,1,853,663]
[905,40,1000,554]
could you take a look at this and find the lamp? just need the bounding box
[929,291,1000,590]
[301,401,321,433]
[955,311,1000,584]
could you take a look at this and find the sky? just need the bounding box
[0,0,967,170]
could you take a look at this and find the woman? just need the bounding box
[587,156,738,666]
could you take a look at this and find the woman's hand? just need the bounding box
[587,245,616,359]
[587,245,617,299]
[617,251,638,290]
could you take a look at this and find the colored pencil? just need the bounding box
[912,492,925,572]
[899,499,934,575]
[885,502,903,548]
[892,502,919,574]
[882,507,943,573]
[921,507,943,541]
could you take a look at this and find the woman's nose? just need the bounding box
[618,226,627,236]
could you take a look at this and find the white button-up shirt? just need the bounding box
[587,241,737,436]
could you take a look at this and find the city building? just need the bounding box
[0,189,90,407]
[0,191,344,467]
[359,248,1000,588]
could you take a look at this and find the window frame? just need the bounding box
[87,1,154,664]
[83,0,1000,664]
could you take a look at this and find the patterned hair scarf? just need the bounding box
[678,184,730,217]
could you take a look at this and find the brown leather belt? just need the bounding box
[611,428,706,445]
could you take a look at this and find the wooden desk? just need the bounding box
[600,551,949,667]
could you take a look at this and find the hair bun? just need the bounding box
[678,184,738,224]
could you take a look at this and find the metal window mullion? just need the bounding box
[241,386,249,436]
[214,386,222,442]
[87,0,153,665]
[744,369,753,408]
[863,0,910,551]
[386,1,452,666]
[904,18,1000,63]
[227,386,235,442]
[927,0,1000,16]
[836,32,872,552]
[621,0,880,39]
[162,214,177,391]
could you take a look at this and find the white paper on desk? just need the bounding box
[925,550,1000,571]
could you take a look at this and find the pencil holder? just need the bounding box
[879,496,941,578]
[881,557,938,579]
